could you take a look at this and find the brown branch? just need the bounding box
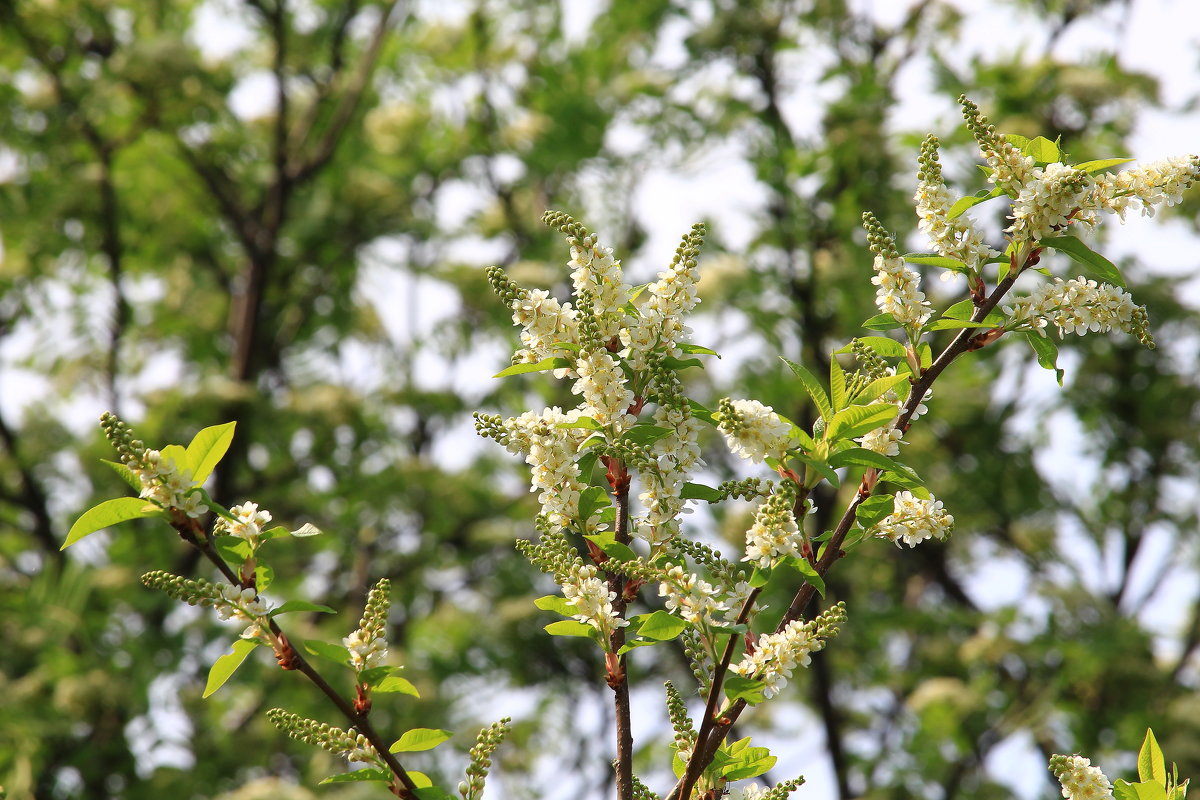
[606,459,634,800]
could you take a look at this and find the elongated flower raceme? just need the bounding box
[862,212,932,330]
[344,578,391,672]
[914,134,997,276]
[1003,276,1155,348]
[731,602,847,699]
[717,398,791,464]
[742,482,804,569]
[658,565,728,626]
[875,491,954,548]
[561,564,627,638]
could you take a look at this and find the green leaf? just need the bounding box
[304,639,351,667]
[556,416,603,430]
[158,444,192,477]
[1074,157,1134,174]
[780,357,832,421]
[856,494,895,528]
[213,535,251,564]
[1115,780,1170,800]
[101,459,142,492]
[493,357,573,378]
[850,373,909,406]
[677,343,721,357]
[620,425,675,446]
[941,298,975,320]
[917,342,933,369]
[828,447,907,475]
[1041,235,1126,288]
[373,675,420,697]
[413,787,457,800]
[862,312,901,331]
[681,482,723,502]
[255,564,274,592]
[185,422,236,484]
[946,186,1005,219]
[203,639,260,698]
[879,470,930,497]
[724,674,767,705]
[1023,135,1060,163]
[290,522,322,537]
[661,356,705,371]
[544,619,596,638]
[260,525,291,541]
[390,728,453,753]
[1139,729,1167,785]
[927,312,1006,331]
[826,403,899,442]
[901,253,970,272]
[578,486,611,523]
[535,595,577,617]
[721,747,777,781]
[1025,332,1064,385]
[319,769,391,785]
[63,497,161,549]
[829,357,847,412]
[583,533,637,562]
[794,453,840,489]
[1003,133,1030,150]
[687,400,718,426]
[270,600,336,617]
[791,558,825,597]
[636,610,690,641]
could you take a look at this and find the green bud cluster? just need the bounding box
[542,209,593,249]
[916,134,944,186]
[459,717,512,800]
[663,681,696,755]
[484,265,526,308]
[631,774,660,800]
[811,600,849,641]
[356,578,391,643]
[958,94,1000,154]
[575,290,603,350]
[1047,754,1076,781]
[669,539,738,586]
[606,439,656,472]
[515,517,583,583]
[850,339,889,380]
[860,212,900,260]
[715,397,744,436]
[646,351,686,409]
[1131,305,1156,349]
[716,477,775,501]
[265,708,379,765]
[141,570,223,607]
[472,412,508,445]
[680,628,713,694]
[99,411,149,469]
[668,222,706,272]
[760,777,806,799]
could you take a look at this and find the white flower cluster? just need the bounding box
[871,255,933,329]
[730,604,846,699]
[572,348,635,430]
[511,288,580,366]
[1091,155,1200,220]
[343,629,388,671]
[636,404,705,546]
[719,399,792,464]
[742,490,805,569]
[569,241,631,337]
[858,424,903,457]
[214,582,269,621]
[658,565,728,626]
[221,501,272,547]
[1002,276,1149,342]
[876,491,954,548]
[982,138,1037,197]
[561,564,627,635]
[136,449,206,519]
[1049,755,1114,800]
[502,408,593,529]
[914,136,997,275]
[1009,161,1092,242]
[642,245,701,354]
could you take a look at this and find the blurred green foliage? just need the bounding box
[1,0,1199,798]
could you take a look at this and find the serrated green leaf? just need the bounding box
[902,253,970,271]
[724,674,767,705]
[255,564,274,592]
[583,533,637,562]
[636,610,690,641]
[374,675,420,697]
[1023,135,1060,162]
[828,447,906,474]
[203,639,259,698]
[677,343,721,357]
[856,494,895,528]
[544,619,595,638]
[319,769,391,785]
[304,639,351,667]
[849,373,909,406]
[270,600,336,617]
[1041,235,1126,288]
[390,728,452,753]
[185,422,236,484]
[493,357,573,378]
[63,497,161,549]
[578,486,611,524]
[213,535,251,565]
[1025,332,1064,385]
[1139,729,1167,785]
[1074,157,1134,173]
[947,186,1005,219]
[826,403,899,442]
[862,312,901,331]
[556,416,603,430]
[535,595,577,617]
[681,482,723,502]
[829,357,847,412]
[791,558,825,597]
[834,335,907,359]
[101,459,142,492]
[620,425,674,446]
[781,357,832,421]
[721,747,777,781]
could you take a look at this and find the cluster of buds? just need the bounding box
[458,717,512,800]
[716,398,792,464]
[731,602,847,699]
[266,708,381,766]
[344,578,391,672]
[1048,754,1114,800]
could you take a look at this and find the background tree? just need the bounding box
[1,0,1198,798]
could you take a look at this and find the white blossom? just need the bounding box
[871,255,933,328]
[343,629,388,671]
[876,491,954,548]
[658,565,728,626]
[561,564,627,635]
[1049,755,1114,800]
[719,399,792,464]
[1002,276,1152,346]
